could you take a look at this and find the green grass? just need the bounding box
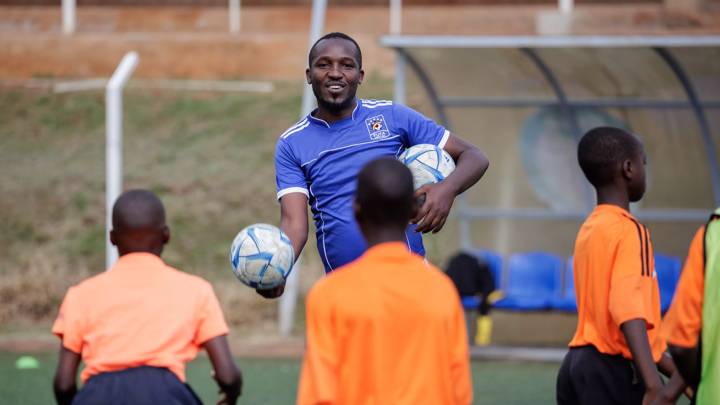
[0,351,560,404]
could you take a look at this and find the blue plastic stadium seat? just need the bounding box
[494,252,563,311]
[461,295,481,310]
[468,249,503,290]
[551,256,577,312]
[655,254,682,313]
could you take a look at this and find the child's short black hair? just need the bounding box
[577,126,642,188]
[308,32,362,69]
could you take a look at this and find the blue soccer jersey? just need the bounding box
[275,99,449,272]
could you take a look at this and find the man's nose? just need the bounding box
[328,64,343,78]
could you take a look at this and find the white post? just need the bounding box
[105,52,139,270]
[299,0,328,117]
[389,0,402,35]
[280,0,327,337]
[62,0,76,35]
[559,0,573,14]
[278,256,302,336]
[229,0,241,34]
[394,50,406,105]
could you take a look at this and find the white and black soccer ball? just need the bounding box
[398,144,456,190]
[229,224,294,289]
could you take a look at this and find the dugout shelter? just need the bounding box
[382,35,720,257]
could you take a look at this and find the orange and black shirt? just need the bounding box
[568,204,666,361]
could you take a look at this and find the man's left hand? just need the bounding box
[411,181,457,234]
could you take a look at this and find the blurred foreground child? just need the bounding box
[53,189,241,405]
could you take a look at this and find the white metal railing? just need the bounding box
[62,0,75,34]
[390,0,402,35]
[229,0,241,33]
[105,52,139,270]
[559,0,574,14]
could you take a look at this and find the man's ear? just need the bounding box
[358,68,365,85]
[162,225,170,245]
[306,68,311,85]
[109,230,118,247]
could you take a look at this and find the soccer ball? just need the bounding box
[229,224,295,289]
[398,144,456,190]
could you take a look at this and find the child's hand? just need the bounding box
[642,386,661,405]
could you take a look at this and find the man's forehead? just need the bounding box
[313,38,358,60]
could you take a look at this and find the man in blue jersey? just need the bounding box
[263,32,489,297]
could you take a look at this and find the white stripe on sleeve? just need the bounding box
[277,187,309,201]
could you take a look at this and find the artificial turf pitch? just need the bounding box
[1,351,560,404]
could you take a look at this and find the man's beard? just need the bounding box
[314,87,357,115]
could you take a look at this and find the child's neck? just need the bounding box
[595,187,630,211]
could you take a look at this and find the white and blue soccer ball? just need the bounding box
[229,224,294,289]
[398,144,456,190]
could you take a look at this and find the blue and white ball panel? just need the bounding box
[399,144,456,190]
[229,223,294,289]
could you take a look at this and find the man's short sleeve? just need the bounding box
[664,226,705,348]
[52,287,84,354]
[275,138,309,201]
[392,103,449,148]
[609,222,656,329]
[193,282,230,346]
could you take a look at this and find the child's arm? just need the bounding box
[53,346,80,405]
[669,344,700,389]
[656,351,676,378]
[654,371,689,405]
[204,335,242,405]
[621,319,663,403]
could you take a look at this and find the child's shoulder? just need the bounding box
[581,209,640,246]
[164,266,214,291]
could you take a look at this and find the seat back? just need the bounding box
[564,256,575,298]
[506,252,563,298]
[655,254,682,312]
[469,249,503,290]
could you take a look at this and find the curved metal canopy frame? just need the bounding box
[391,44,720,220]
[653,47,720,205]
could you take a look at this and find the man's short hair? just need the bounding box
[308,32,362,69]
[356,157,414,227]
[577,126,641,187]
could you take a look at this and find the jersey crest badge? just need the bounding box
[365,115,390,140]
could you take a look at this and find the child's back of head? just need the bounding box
[577,126,647,204]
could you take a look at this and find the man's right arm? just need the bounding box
[280,193,309,258]
[255,193,308,299]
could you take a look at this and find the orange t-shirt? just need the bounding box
[662,226,705,348]
[568,204,666,362]
[52,253,229,383]
[297,242,472,405]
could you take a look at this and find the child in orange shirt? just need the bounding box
[556,127,675,405]
[297,158,472,405]
[53,189,241,405]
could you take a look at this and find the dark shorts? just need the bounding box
[73,366,202,405]
[556,345,645,405]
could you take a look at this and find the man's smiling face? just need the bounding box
[306,37,364,115]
